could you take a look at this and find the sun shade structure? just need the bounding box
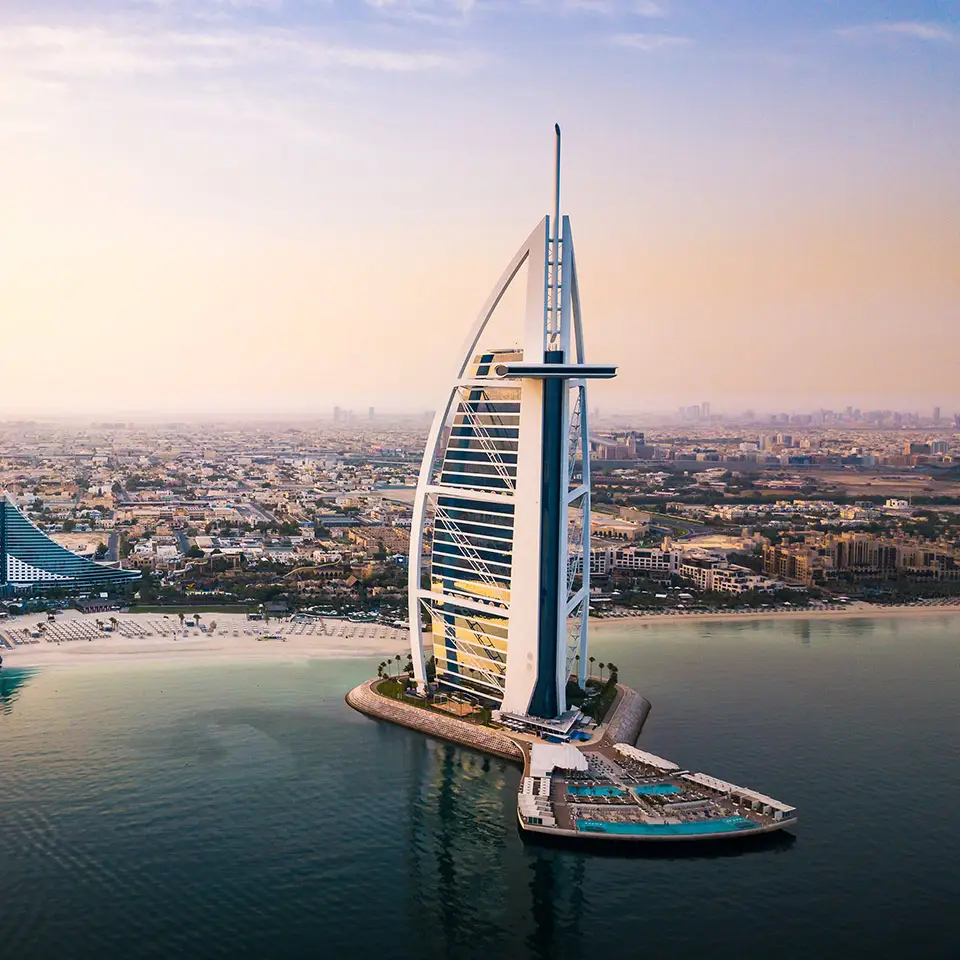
[407,127,617,719]
[1,493,140,590]
[613,743,681,772]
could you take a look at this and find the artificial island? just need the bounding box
[347,127,798,842]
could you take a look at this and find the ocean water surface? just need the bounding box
[1,615,958,959]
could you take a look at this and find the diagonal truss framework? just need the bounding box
[407,129,614,718]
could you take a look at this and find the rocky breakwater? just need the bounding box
[601,684,652,747]
[345,680,524,763]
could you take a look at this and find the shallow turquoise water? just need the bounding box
[2,614,959,959]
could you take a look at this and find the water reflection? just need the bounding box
[404,737,587,960]
[0,667,36,714]
[525,847,586,960]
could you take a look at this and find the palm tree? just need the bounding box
[395,653,401,675]
[599,662,606,683]
[96,619,104,632]
[377,663,383,678]
[194,614,201,628]
[588,655,596,680]
[178,612,185,630]
[109,616,118,632]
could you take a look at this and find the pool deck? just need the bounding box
[346,679,797,844]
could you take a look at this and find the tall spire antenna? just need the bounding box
[553,123,561,245]
[551,123,562,344]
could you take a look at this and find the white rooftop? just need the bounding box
[613,742,681,772]
[529,743,589,778]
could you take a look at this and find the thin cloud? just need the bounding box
[363,0,475,19]
[530,0,669,16]
[0,24,470,80]
[366,0,475,7]
[611,31,690,51]
[836,21,955,42]
[633,1,667,17]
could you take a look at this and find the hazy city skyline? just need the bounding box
[2,0,957,416]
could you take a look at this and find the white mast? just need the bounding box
[550,123,562,350]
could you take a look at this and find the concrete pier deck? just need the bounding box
[346,678,796,843]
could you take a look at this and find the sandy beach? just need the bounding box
[2,602,959,669]
[589,601,960,629]
[0,610,408,669]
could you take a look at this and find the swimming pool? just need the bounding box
[576,816,761,837]
[632,784,684,796]
[566,785,627,797]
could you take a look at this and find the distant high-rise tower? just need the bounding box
[933,406,941,423]
[701,401,711,420]
[368,406,375,421]
[408,127,617,719]
[333,406,342,423]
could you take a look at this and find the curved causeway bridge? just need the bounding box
[347,680,798,844]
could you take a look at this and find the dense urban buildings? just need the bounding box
[0,402,958,617]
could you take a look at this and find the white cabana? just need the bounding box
[682,772,797,817]
[529,743,589,778]
[613,742,681,772]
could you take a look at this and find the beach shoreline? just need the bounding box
[0,609,408,669]
[590,602,960,629]
[2,602,959,669]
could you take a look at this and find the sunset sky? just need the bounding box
[1,0,957,418]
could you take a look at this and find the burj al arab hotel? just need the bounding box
[408,128,616,721]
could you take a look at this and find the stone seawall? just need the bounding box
[347,679,651,765]
[603,685,652,746]
[345,681,524,763]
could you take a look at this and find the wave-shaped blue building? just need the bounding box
[1,493,140,592]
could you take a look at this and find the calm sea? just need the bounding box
[1,615,958,960]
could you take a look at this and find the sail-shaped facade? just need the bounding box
[408,129,616,719]
[0,493,140,591]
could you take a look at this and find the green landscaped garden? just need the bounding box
[374,677,495,727]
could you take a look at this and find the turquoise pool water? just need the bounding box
[576,817,761,836]
[633,784,683,796]
[566,785,626,797]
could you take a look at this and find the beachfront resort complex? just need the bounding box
[350,129,798,843]
[1,493,140,594]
